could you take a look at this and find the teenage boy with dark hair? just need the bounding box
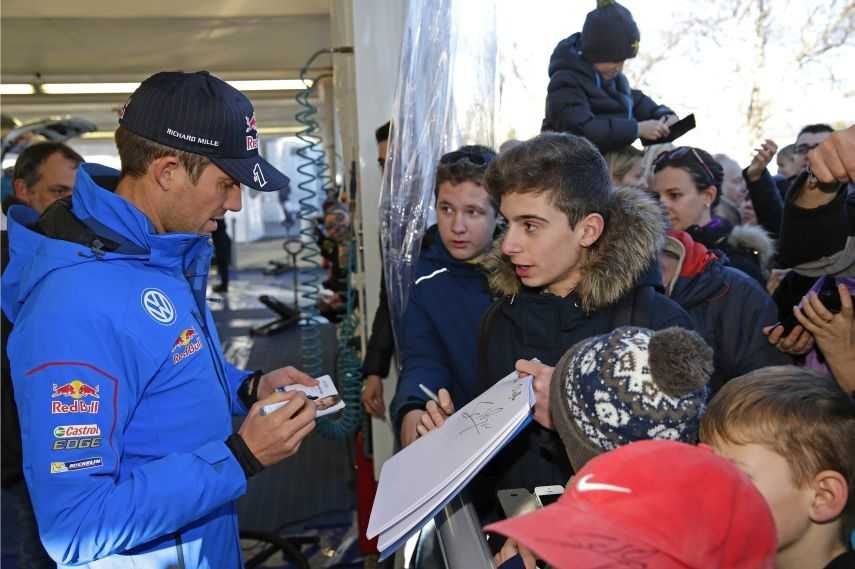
[418,132,693,516]
[700,366,855,569]
[541,1,678,153]
[392,146,499,446]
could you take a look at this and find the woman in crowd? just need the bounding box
[652,145,774,284]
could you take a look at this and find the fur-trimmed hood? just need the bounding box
[483,187,666,312]
[728,223,775,271]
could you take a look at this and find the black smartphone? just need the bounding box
[641,113,696,146]
[816,277,843,313]
[775,277,848,335]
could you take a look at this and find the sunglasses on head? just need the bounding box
[439,148,493,166]
[654,146,716,188]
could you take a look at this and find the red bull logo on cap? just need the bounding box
[172,328,203,365]
[245,114,258,133]
[52,380,100,400]
[245,114,259,151]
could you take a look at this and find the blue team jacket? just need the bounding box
[2,165,251,568]
[389,226,493,430]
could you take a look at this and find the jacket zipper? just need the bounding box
[174,532,186,569]
[192,310,233,410]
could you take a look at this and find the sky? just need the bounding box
[494,0,854,165]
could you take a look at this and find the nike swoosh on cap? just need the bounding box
[576,474,632,494]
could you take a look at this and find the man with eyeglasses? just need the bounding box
[793,124,834,173]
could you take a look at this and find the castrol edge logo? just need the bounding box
[54,424,101,439]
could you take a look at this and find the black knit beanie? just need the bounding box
[581,0,640,63]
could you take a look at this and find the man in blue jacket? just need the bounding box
[391,146,498,447]
[2,71,320,568]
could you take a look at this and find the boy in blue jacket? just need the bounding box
[391,145,499,446]
[542,0,678,153]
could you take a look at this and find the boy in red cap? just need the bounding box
[486,439,777,569]
[700,367,855,569]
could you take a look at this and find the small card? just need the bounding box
[260,374,345,417]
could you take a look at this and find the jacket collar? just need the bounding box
[70,165,210,268]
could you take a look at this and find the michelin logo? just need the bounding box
[50,457,103,474]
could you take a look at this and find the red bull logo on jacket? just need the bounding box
[51,380,101,414]
[172,327,203,365]
[52,400,100,414]
[52,380,100,400]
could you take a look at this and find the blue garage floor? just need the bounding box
[209,259,363,568]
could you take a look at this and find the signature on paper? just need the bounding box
[458,401,503,435]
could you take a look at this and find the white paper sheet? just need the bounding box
[376,406,532,555]
[368,371,534,539]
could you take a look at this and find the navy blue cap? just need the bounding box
[119,71,289,192]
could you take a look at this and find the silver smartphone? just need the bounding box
[497,488,538,518]
[533,485,564,508]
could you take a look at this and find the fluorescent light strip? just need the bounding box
[38,79,311,96]
[41,82,140,95]
[229,79,310,91]
[0,83,36,95]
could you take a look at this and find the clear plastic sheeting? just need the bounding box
[380,0,498,352]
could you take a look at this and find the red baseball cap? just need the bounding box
[485,440,776,569]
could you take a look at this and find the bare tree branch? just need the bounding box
[797,0,855,66]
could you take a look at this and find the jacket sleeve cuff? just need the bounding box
[237,370,263,410]
[361,351,393,378]
[224,434,265,479]
[393,402,426,433]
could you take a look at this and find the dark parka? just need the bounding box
[472,188,693,519]
[541,33,673,154]
[390,226,492,432]
[664,232,790,394]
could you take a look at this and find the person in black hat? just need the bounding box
[542,0,679,154]
[2,71,328,568]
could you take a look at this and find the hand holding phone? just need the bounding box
[641,114,696,146]
[792,280,855,365]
